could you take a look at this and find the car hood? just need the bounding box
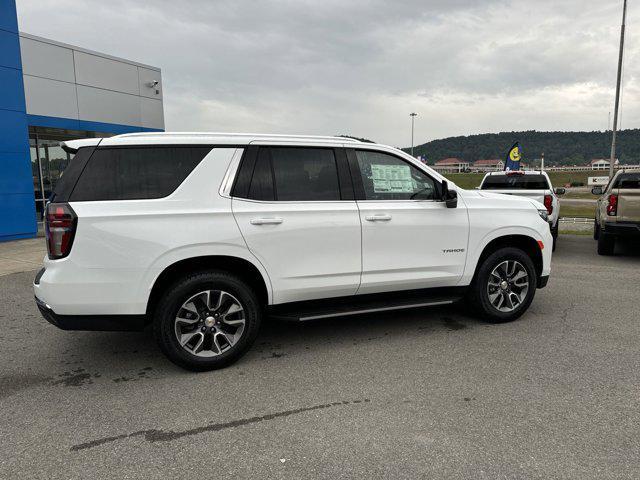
[460,189,544,210]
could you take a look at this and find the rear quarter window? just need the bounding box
[69,146,212,201]
[614,173,640,189]
[481,174,549,190]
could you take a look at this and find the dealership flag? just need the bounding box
[504,142,522,171]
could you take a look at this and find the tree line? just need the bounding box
[402,129,640,166]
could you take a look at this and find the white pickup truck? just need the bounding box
[479,170,565,250]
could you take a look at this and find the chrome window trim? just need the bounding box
[219,148,244,198]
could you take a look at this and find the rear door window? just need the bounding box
[481,174,549,190]
[241,147,342,201]
[69,146,211,201]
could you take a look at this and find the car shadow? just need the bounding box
[53,304,484,377]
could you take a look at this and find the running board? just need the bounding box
[267,287,466,322]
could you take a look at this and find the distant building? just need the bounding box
[472,159,504,172]
[433,157,470,173]
[589,158,618,170]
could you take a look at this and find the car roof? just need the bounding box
[484,170,546,176]
[62,132,365,152]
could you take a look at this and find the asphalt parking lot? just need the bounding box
[1,235,639,479]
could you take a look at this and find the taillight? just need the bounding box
[543,194,553,215]
[607,194,618,216]
[45,203,77,259]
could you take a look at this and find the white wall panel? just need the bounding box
[138,67,163,99]
[140,97,164,129]
[20,37,75,83]
[20,32,163,130]
[74,51,140,95]
[77,86,141,126]
[23,75,78,119]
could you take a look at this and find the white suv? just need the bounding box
[34,133,552,370]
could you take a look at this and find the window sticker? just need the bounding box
[370,164,414,193]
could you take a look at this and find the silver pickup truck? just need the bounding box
[479,170,565,250]
[592,169,640,255]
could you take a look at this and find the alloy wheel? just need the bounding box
[486,260,529,313]
[174,290,246,357]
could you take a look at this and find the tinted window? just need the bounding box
[355,150,437,200]
[614,172,640,189]
[70,146,211,201]
[270,148,340,201]
[247,147,275,201]
[50,146,95,203]
[481,174,549,190]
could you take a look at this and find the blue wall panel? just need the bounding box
[0,65,26,111]
[0,109,29,153]
[0,193,37,237]
[27,114,163,134]
[0,151,33,194]
[0,0,35,241]
[0,0,19,33]
[0,28,21,69]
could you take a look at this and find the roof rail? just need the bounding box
[115,132,362,143]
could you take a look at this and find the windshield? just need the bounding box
[481,174,549,190]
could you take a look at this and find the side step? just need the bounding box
[267,287,466,322]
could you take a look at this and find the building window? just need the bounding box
[29,126,112,217]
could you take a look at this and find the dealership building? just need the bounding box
[1,0,164,241]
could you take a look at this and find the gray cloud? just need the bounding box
[16,0,635,146]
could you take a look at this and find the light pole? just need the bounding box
[410,112,418,157]
[609,0,627,178]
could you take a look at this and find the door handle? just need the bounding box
[250,217,283,225]
[365,214,392,222]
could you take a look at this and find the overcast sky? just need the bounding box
[16,0,637,147]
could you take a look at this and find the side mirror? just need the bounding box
[555,187,566,195]
[441,180,458,208]
[591,186,603,195]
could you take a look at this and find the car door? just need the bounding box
[232,145,361,304]
[348,148,469,295]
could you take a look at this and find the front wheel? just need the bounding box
[153,271,262,371]
[468,247,537,323]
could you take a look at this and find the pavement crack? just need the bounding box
[70,398,370,451]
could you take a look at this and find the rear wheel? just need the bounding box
[468,247,537,323]
[153,271,262,371]
[551,225,558,252]
[593,220,600,240]
[597,233,615,256]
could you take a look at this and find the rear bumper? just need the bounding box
[602,221,640,238]
[35,296,145,332]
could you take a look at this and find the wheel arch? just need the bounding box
[145,255,271,321]
[473,234,543,283]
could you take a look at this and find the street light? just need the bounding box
[609,0,627,178]
[410,113,418,157]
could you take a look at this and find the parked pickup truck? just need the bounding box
[479,170,565,250]
[592,169,640,255]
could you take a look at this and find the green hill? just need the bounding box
[403,129,640,166]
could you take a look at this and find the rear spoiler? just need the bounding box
[60,138,102,154]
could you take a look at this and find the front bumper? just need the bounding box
[35,296,145,332]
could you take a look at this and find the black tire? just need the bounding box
[552,226,558,252]
[468,247,537,323]
[153,271,262,371]
[597,233,615,256]
[593,221,600,240]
